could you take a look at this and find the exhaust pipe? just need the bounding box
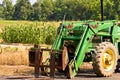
[101,0,104,21]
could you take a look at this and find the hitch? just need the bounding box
[29,45,69,78]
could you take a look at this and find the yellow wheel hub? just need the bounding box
[102,49,114,71]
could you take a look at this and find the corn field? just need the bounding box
[1,22,58,44]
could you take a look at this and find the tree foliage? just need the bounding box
[2,0,14,20]
[13,0,32,20]
[0,0,120,20]
[0,4,4,19]
[31,0,42,20]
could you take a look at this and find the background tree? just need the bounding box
[0,4,4,19]
[103,0,114,19]
[32,0,42,20]
[2,0,14,20]
[40,0,54,21]
[0,0,120,21]
[51,0,65,20]
[113,0,120,20]
[13,0,33,20]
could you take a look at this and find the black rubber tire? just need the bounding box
[92,42,118,77]
[115,60,120,72]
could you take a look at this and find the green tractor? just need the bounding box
[29,0,120,79]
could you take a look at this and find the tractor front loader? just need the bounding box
[29,0,120,79]
[29,20,120,78]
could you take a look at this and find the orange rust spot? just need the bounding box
[91,24,98,28]
[66,23,73,29]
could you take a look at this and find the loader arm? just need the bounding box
[67,25,95,78]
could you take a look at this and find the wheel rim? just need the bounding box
[102,49,114,71]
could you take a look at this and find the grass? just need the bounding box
[0,20,60,28]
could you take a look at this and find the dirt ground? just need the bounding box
[0,44,120,80]
[0,63,120,80]
[0,65,34,76]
